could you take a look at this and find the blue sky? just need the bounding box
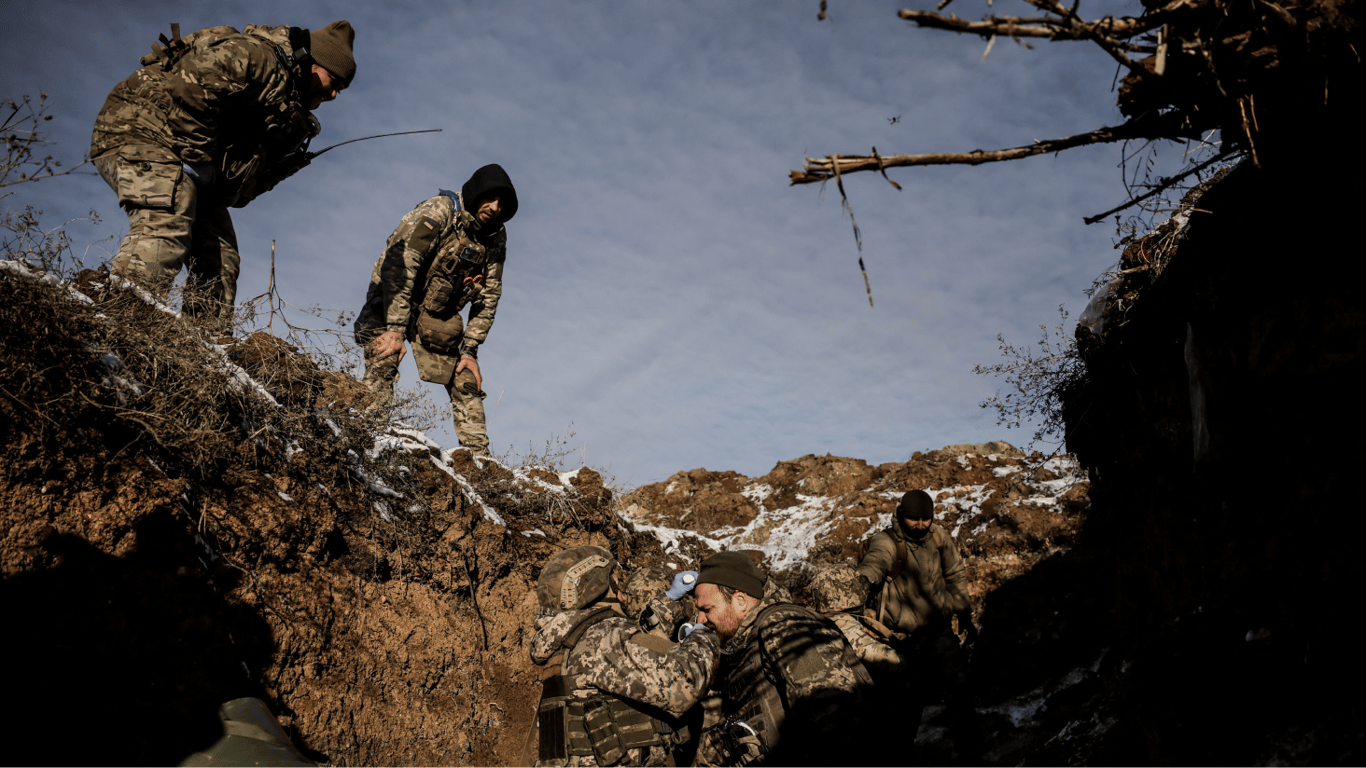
[2,1,1165,486]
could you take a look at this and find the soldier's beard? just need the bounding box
[901,519,931,539]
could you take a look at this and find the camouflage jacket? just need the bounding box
[90,24,313,206]
[698,597,874,766]
[355,192,507,351]
[530,601,720,767]
[856,521,970,637]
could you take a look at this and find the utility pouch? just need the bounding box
[538,700,569,763]
[423,274,458,315]
[582,700,627,765]
[415,306,463,354]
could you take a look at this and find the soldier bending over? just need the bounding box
[353,165,517,456]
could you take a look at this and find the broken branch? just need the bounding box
[791,118,1171,186]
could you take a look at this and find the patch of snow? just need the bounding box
[368,429,434,461]
[513,467,568,494]
[368,480,402,499]
[521,529,546,537]
[448,471,506,527]
[0,259,61,286]
[207,342,279,407]
[993,464,1022,477]
[741,483,773,505]
[374,500,394,523]
[633,520,725,556]
[107,275,179,316]
[276,490,294,503]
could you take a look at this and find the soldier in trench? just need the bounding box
[353,165,518,456]
[857,489,978,746]
[528,547,719,767]
[692,551,875,766]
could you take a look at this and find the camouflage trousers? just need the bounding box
[358,328,490,456]
[93,145,240,330]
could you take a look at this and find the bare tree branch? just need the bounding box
[790,114,1188,186]
[1,95,90,191]
[1081,149,1232,224]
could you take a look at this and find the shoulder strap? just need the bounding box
[888,528,909,581]
[752,603,828,716]
[561,604,620,653]
[141,24,240,69]
[438,188,462,213]
[141,23,184,68]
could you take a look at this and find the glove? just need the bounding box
[666,570,699,601]
[676,618,704,642]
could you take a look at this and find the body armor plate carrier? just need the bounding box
[538,606,689,766]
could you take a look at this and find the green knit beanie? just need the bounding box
[698,551,765,600]
[310,20,356,87]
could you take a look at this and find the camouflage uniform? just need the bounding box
[530,600,720,767]
[809,565,909,681]
[90,24,331,326]
[353,178,511,456]
[697,594,875,767]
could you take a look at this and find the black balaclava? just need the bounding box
[461,163,518,227]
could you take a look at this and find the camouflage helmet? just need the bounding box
[537,546,618,613]
[619,565,673,618]
[809,564,867,614]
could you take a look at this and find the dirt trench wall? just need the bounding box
[0,282,664,766]
[1064,160,1366,763]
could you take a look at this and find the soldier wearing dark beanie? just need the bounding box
[310,20,356,86]
[898,489,934,520]
[697,551,766,600]
[693,551,874,765]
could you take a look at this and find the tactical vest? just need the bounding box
[413,192,495,354]
[720,603,823,754]
[537,606,689,767]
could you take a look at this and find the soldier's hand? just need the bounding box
[676,614,708,642]
[372,331,407,364]
[666,570,699,601]
[456,355,482,391]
